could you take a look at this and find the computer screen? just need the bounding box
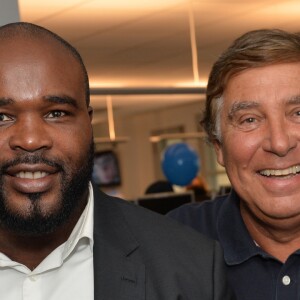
[92,150,121,187]
[136,191,195,215]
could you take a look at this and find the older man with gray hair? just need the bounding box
[169,28,300,300]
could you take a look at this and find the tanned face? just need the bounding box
[0,35,94,236]
[214,63,300,225]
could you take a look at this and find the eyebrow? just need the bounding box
[287,95,300,105]
[44,95,78,108]
[0,98,13,107]
[0,96,79,108]
[228,95,300,120]
[228,101,259,120]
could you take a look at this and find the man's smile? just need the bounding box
[5,162,61,177]
[259,164,300,177]
[3,163,61,194]
[16,171,49,179]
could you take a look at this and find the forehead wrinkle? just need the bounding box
[228,101,260,120]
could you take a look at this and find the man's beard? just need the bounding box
[0,141,94,236]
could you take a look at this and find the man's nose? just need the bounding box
[9,116,53,152]
[262,119,297,157]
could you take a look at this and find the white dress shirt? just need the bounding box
[0,183,94,300]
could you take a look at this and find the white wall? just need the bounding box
[0,0,20,25]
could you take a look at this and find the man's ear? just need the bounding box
[213,140,225,167]
[88,106,93,122]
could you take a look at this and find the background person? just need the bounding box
[92,152,120,185]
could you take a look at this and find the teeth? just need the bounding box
[16,171,48,179]
[260,165,300,177]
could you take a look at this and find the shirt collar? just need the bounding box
[217,190,268,265]
[62,182,94,259]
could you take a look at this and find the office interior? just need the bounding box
[3,0,299,209]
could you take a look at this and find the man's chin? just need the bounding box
[0,139,94,236]
[0,204,68,236]
[5,219,61,237]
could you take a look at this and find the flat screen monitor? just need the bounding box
[92,150,121,187]
[136,191,195,215]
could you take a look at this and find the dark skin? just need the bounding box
[0,34,93,269]
[0,191,88,270]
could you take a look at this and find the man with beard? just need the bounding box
[0,22,234,300]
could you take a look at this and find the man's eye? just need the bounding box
[242,117,256,124]
[290,110,300,123]
[0,113,12,122]
[234,115,261,131]
[47,111,66,118]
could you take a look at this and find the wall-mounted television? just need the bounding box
[92,150,121,187]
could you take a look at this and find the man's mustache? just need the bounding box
[0,155,64,174]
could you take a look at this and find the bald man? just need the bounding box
[0,22,234,300]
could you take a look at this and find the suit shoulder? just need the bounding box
[114,195,218,252]
[93,190,234,299]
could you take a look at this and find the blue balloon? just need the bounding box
[161,143,200,186]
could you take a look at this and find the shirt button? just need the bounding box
[29,275,37,282]
[282,275,291,286]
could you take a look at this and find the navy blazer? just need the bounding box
[92,186,235,299]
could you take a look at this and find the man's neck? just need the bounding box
[240,203,300,263]
[0,231,70,270]
[0,196,88,270]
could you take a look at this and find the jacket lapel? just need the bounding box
[92,186,145,300]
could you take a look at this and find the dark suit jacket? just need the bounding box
[92,186,234,299]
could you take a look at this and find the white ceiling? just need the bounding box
[17,0,300,117]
